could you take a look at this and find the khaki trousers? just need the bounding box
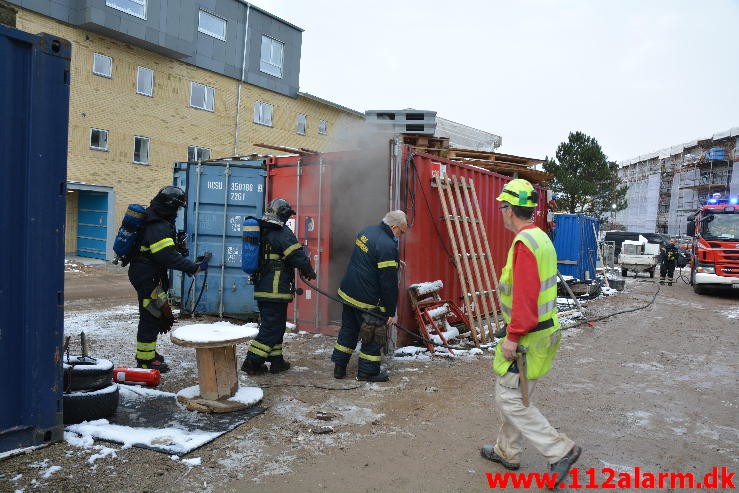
[493,371,574,465]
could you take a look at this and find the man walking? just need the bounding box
[481,179,581,486]
[241,198,316,375]
[128,186,207,373]
[331,210,407,382]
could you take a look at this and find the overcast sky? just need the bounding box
[252,0,738,162]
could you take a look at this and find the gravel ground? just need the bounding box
[1,261,737,492]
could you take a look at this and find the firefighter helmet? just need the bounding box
[266,198,295,223]
[153,186,187,209]
[497,179,538,207]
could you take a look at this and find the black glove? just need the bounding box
[196,252,212,272]
[302,267,317,281]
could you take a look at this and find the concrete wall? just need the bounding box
[10,0,302,97]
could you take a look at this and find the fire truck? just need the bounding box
[686,196,739,294]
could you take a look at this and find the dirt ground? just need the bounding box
[1,260,737,492]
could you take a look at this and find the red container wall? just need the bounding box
[396,149,548,338]
[267,155,332,331]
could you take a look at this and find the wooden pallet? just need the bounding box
[433,174,503,346]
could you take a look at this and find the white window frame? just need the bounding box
[260,35,284,78]
[136,66,154,97]
[105,0,147,20]
[198,10,227,41]
[133,135,150,164]
[89,128,108,151]
[253,101,273,126]
[190,82,215,112]
[188,145,211,162]
[318,119,328,135]
[92,53,112,78]
[296,114,307,135]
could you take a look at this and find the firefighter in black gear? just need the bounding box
[128,186,205,373]
[331,210,407,382]
[241,198,316,375]
[659,238,679,286]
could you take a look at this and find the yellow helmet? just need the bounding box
[497,179,538,207]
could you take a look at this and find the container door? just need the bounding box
[268,156,331,332]
[76,191,108,259]
[178,161,266,318]
[0,26,69,452]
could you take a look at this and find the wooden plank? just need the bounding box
[440,175,486,345]
[461,176,503,340]
[435,175,479,347]
[196,347,219,401]
[449,175,491,344]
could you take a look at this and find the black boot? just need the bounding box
[334,363,347,379]
[137,353,169,373]
[357,371,389,382]
[241,359,268,375]
[269,360,291,374]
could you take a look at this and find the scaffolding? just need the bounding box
[618,129,738,236]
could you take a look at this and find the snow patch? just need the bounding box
[171,321,258,343]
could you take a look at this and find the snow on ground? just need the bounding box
[721,306,739,319]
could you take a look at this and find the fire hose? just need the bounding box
[298,274,470,351]
[186,251,212,316]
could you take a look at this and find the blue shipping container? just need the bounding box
[0,26,70,452]
[171,160,267,318]
[552,213,600,281]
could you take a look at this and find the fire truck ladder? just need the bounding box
[434,174,503,346]
[408,282,470,354]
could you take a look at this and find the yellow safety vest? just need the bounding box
[493,227,561,379]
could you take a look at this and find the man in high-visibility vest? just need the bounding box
[480,179,581,484]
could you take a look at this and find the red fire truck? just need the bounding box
[686,196,739,294]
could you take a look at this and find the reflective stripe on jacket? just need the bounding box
[493,226,561,379]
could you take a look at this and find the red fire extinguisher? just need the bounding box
[113,367,161,387]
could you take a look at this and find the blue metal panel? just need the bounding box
[76,191,108,259]
[171,160,266,318]
[552,214,600,281]
[0,25,70,452]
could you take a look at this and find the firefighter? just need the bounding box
[481,179,581,479]
[128,186,207,373]
[659,238,679,286]
[241,198,316,375]
[331,210,407,382]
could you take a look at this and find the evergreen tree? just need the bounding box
[543,131,627,221]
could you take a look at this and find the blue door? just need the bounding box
[77,191,108,259]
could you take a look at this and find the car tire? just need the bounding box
[63,356,114,392]
[621,268,628,277]
[649,268,655,278]
[63,383,120,425]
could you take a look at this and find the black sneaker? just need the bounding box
[480,444,520,470]
[357,371,389,382]
[137,355,170,374]
[241,359,268,375]
[334,364,347,379]
[668,282,673,286]
[549,445,582,488]
[269,360,291,374]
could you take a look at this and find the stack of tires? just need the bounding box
[63,356,119,425]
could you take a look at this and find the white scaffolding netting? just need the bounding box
[617,174,660,232]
